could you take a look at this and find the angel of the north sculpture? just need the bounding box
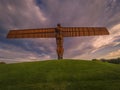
[7,24,109,59]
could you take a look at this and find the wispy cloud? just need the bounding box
[0,0,120,63]
[105,49,120,59]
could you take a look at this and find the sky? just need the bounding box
[0,0,120,63]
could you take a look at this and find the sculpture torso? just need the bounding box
[55,24,64,59]
[55,28,63,47]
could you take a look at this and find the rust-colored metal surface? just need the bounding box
[7,28,55,38]
[7,24,109,60]
[62,27,109,37]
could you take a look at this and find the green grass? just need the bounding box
[0,60,120,90]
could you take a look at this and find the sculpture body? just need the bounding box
[7,24,109,60]
[55,24,64,59]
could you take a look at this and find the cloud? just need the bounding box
[36,0,120,59]
[90,23,120,59]
[0,41,53,63]
[0,0,53,62]
[0,0,47,29]
[105,49,120,58]
[0,0,120,63]
[40,0,108,26]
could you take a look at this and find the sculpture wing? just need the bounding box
[7,28,56,38]
[62,27,109,37]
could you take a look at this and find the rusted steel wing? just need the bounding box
[6,24,110,60]
[7,28,56,38]
[62,27,109,37]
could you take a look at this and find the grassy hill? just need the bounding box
[0,60,120,90]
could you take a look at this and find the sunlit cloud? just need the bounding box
[105,49,120,59]
[0,0,120,63]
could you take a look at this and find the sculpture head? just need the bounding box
[57,24,61,27]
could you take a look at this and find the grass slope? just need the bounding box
[0,60,120,90]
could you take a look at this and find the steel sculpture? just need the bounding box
[7,24,109,59]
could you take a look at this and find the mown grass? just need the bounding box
[0,60,120,90]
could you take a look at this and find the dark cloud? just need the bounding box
[0,0,120,63]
